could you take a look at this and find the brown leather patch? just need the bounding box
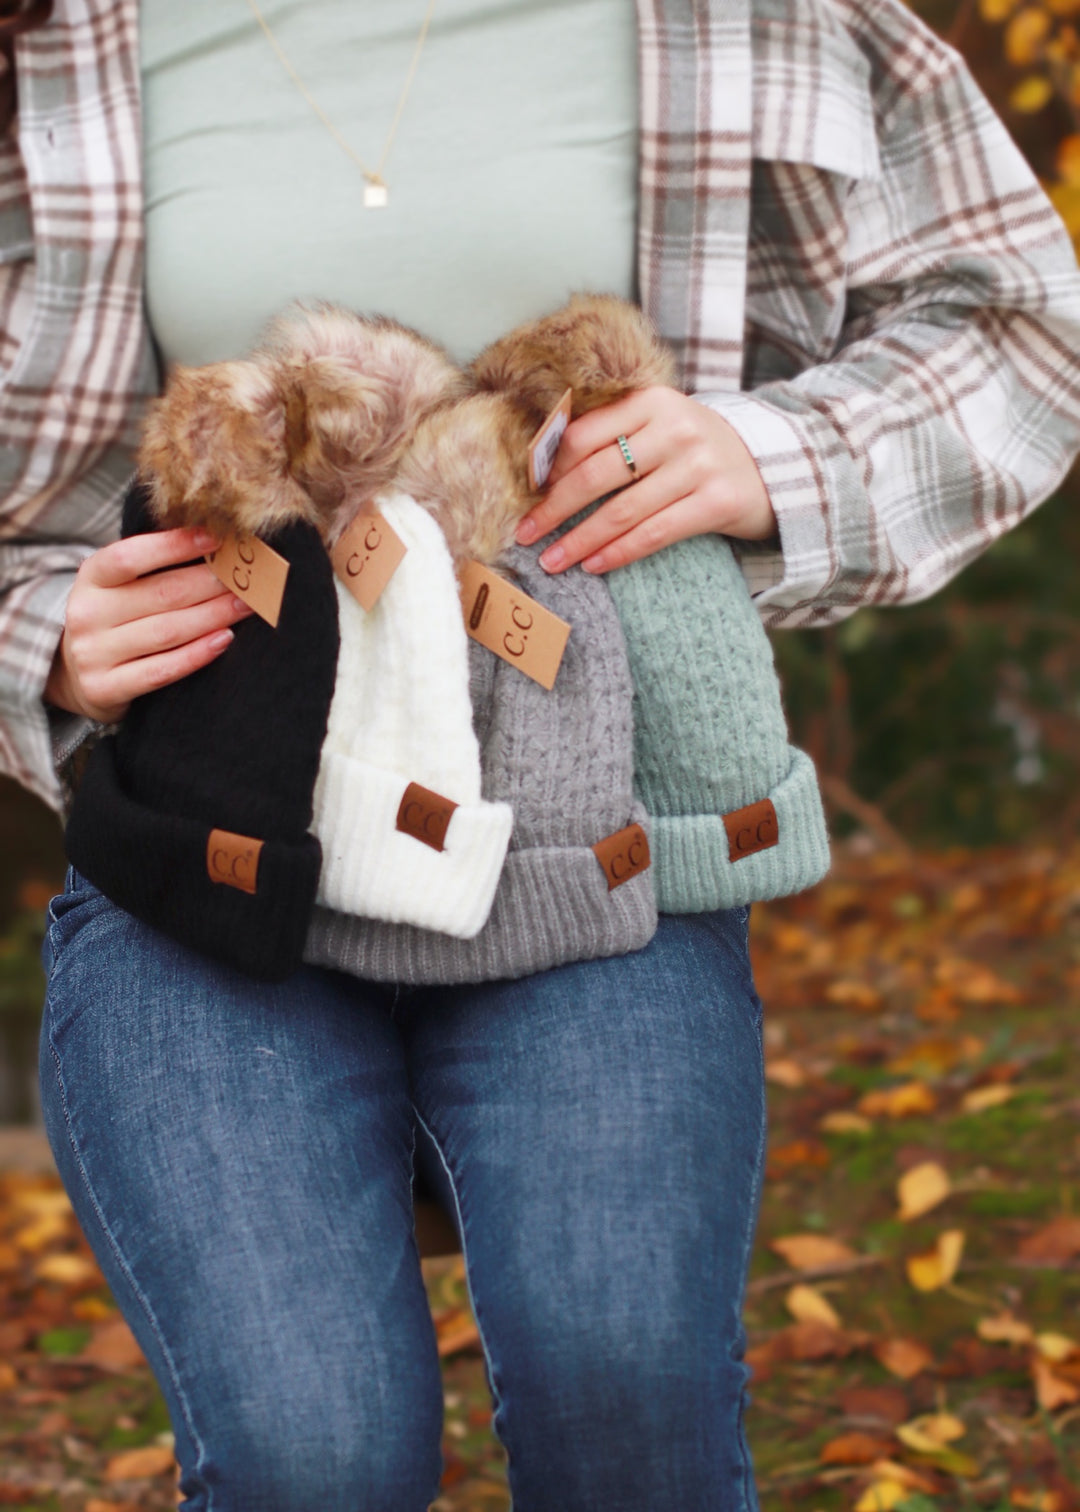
[206,829,264,895]
[396,782,458,853]
[592,822,651,892]
[723,799,779,863]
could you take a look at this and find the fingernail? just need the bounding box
[209,629,234,652]
[539,544,565,573]
[231,597,253,614]
[582,554,605,574]
[193,530,218,552]
[516,518,538,545]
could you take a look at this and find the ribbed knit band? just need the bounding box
[304,805,656,984]
[650,747,829,913]
[313,751,513,938]
[66,738,322,982]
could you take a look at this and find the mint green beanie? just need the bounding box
[606,530,830,912]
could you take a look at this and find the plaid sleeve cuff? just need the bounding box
[693,388,856,628]
[0,564,95,813]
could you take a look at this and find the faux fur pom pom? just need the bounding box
[469,293,677,423]
[139,359,315,538]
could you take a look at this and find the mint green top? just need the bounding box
[140,0,639,367]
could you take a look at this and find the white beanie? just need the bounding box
[311,492,514,938]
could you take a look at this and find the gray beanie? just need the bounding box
[304,544,657,983]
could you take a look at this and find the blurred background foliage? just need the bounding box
[774,0,1080,849]
[0,0,1078,1115]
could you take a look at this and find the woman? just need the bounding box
[6,1,1080,1508]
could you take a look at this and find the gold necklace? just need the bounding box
[243,0,440,208]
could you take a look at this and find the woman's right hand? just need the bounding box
[45,528,255,723]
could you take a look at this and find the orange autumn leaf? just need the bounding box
[0,1362,17,1392]
[980,0,1022,21]
[765,1057,806,1089]
[785,1283,842,1328]
[978,1311,1035,1346]
[1010,73,1055,110]
[825,980,883,1011]
[960,1084,1016,1114]
[767,1138,830,1177]
[1058,133,1080,184]
[80,1318,146,1371]
[1011,1491,1068,1512]
[436,1311,481,1359]
[33,1252,100,1286]
[820,1110,874,1135]
[896,1411,965,1452]
[897,1160,951,1221]
[1034,1331,1078,1362]
[770,1233,858,1270]
[104,1445,177,1481]
[1006,8,1053,67]
[874,1336,934,1380]
[820,1432,895,1466]
[906,1228,965,1292]
[1016,1215,1080,1263]
[933,957,1023,1004]
[1031,1356,1080,1410]
[858,1081,937,1119]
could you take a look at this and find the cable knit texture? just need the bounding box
[606,531,830,911]
[64,481,340,981]
[305,543,657,983]
[311,492,514,938]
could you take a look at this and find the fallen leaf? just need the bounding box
[896,1411,966,1452]
[906,1229,965,1292]
[867,1460,939,1493]
[765,1058,806,1089]
[80,1318,146,1371]
[33,1252,100,1286]
[1031,1356,1080,1411]
[819,1433,894,1466]
[874,1336,934,1380]
[768,1139,830,1177]
[825,980,883,1011]
[0,1363,16,1392]
[436,1313,481,1359]
[786,1319,861,1361]
[858,1081,937,1119]
[770,1234,858,1270]
[0,1243,20,1272]
[854,1480,908,1512]
[934,957,1023,1003]
[1017,1216,1080,1264]
[960,1084,1016,1114]
[104,1445,177,1481]
[1011,1491,1067,1512]
[72,1297,116,1322]
[785,1283,841,1329]
[14,1214,70,1253]
[977,1311,1034,1346]
[897,1161,951,1221]
[1009,73,1054,111]
[840,1385,910,1428]
[1034,1332,1077,1362]
[819,1111,874,1135]
[1005,6,1052,67]
[11,1188,73,1218]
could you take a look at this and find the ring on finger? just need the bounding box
[615,433,639,480]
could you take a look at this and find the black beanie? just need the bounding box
[65,480,340,981]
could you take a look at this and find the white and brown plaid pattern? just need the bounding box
[3,0,1080,810]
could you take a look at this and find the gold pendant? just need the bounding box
[364,180,389,209]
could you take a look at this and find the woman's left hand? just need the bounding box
[514,386,776,574]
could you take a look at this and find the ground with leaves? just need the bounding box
[0,842,1078,1512]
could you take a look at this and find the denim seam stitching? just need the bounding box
[43,1020,212,1507]
[411,1110,511,1461]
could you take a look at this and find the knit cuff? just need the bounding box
[64,737,322,982]
[312,752,514,939]
[305,806,658,985]
[649,747,831,913]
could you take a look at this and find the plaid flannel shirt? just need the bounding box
[3,0,1080,813]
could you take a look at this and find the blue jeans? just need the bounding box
[39,869,765,1512]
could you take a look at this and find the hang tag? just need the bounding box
[527,387,572,491]
[330,510,407,611]
[592,823,651,891]
[396,781,458,853]
[723,798,779,862]
[459,560,570,691]
[206,535,289,629]
[206,828,264,896]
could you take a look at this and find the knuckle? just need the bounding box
[638,514,669,552]
[606,495,638,533]
[580,454,609,497]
